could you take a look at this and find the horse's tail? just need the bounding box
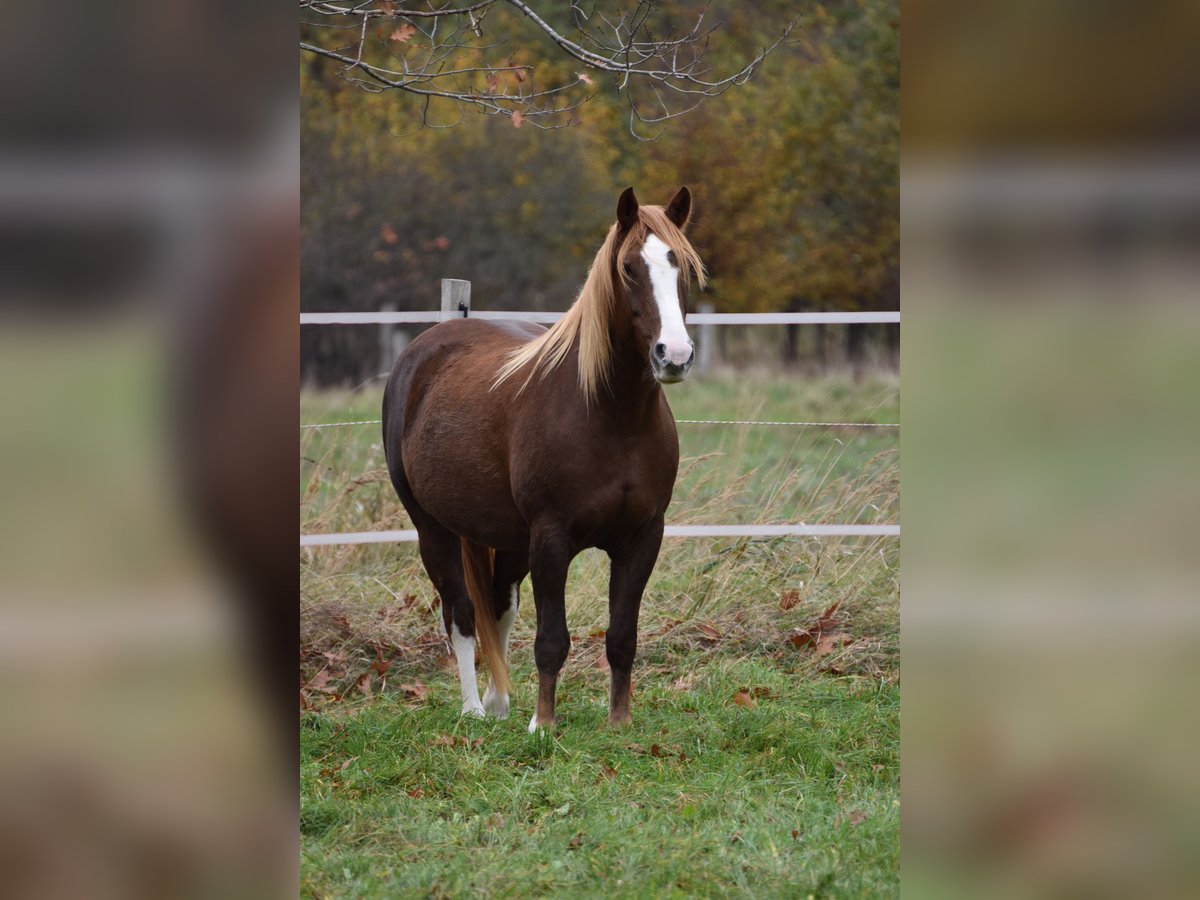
[460,539,511,695]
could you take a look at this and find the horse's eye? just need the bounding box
[623,263,636,279]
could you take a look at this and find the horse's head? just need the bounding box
[613,186,702,385]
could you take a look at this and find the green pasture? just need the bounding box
[300,371,899,898]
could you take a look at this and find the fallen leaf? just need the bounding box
[308,670,335,693]
[696,621,720,641]
[650,744,668,758]
[815,632,853,657]
[380,222,398,245]
[407,788,425,798]
[399,681,429,702]
[732,690,758,709]
[787,600,849,652]
[389,24,416,42]
[431,734,456,748]
[567,832,584,850]
[791,828,801,839]
[750,686,773,699]
[872,764,885,773]
[340,757,356,771]
[780,589,801,610]
[600,765,618,780]
[511,110,524,128]
[837,809,868,827]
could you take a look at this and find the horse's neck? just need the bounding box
[587,331,663,421]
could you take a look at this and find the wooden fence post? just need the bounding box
[440,278,471,322]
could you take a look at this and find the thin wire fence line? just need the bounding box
[300,523,899,547]
[301,418,898,430]
[300,310,900,326]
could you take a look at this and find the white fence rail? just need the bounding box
[300,281,899,547]
[301,310,900,326]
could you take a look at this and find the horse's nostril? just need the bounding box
[685,347,696,367]
[654,342,667,362]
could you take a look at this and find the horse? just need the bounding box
[382,186,705,731]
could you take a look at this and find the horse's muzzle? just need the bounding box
[652,344,695,384]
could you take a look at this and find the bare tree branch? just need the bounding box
[300,0,796,133]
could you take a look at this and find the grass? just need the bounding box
[300,369,899,898]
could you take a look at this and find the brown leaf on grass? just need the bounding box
[872,763,885,773]
[817,634,853,656]
[750,686,773,699]
[696,621,720,641]
[389,24,416,42]
[567,832,584,850]
[407,788,425,798]
[791,828,801,840]
[340,757,357,772]
[732,690,758,709]
[431,733,457,748]
[357,673,373,697]
[787,601,848,652]
[650,744,668,758]
[308,670,335,693]
[837,809,868,827]
[588,626,607,639]
[511,110,524,128]
[399,682,429,702]
[600,765,618,780]
[780,589,801,610]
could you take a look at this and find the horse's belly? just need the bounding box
[401,408,528,550]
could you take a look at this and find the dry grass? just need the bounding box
[300,372,899,702]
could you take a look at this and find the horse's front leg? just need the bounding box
[606,518,664,728]
[527,528,572,733]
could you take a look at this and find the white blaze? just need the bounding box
[640,234,692,366]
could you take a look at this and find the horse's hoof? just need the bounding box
[527,714,554,734]
[461,703,486,718]
[482,687,510,719]
[607,712,632,729]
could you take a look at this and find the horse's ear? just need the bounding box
[617,187,639,230]
[665,186,692,229]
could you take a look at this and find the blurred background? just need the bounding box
[903,1,1200,897]
[300,0,899,385]
[1,0,1196,895]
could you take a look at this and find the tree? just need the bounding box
[300,1,795,137]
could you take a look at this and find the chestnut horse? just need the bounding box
[383,187,704,731]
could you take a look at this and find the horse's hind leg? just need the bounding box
[412,522,486,717]
[482,550,529,719]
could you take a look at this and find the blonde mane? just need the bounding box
[492,205,707,401]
